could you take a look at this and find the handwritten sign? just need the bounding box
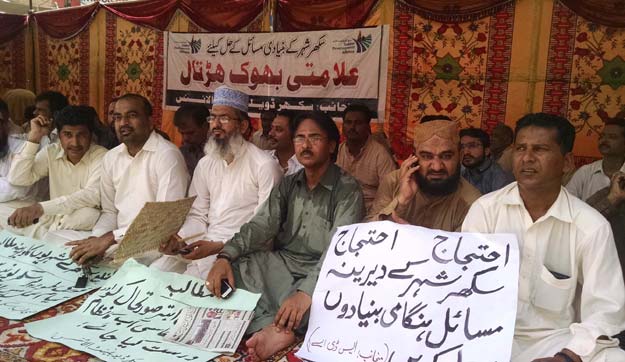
[164,26,389,119]
[298,221,519,362]
[26,259,261,362]
[114,197,196,264]
[0,230,114,320]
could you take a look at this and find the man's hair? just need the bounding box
[276,109,297,133]
[342,103,373,123]
[604,117,625,139]
[35,91,69,114]
[0,99,8,114]
[174,104,209,128]
[292,111,340,161]
[260,109,277,120]
[55,105,96,133]
[493,122,514,140]
[117,93,153,117]
[514,113,575,154]
[460,128,490,148]
[420,115,452,123]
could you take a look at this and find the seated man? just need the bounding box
[66,93,189,265]
[204,112,364,361]
[337,103,397,212]
[462,113,625,362]
[0,102,36,203]
[251,110,275,150]
[173,103,209,175]
[33,90,69,144]
[267,109,303,175]
[2,106,107,240]
[460,127,513,194]
[156,86,282,277]
[368,116,480,231]
[567,118,625,201]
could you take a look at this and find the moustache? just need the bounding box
[300,150,313,157]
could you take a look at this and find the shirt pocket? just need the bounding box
[532,265,575,313]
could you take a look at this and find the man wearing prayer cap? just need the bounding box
[367,115,480,231]
[156,86,282,278]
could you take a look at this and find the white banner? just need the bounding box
[164,26,389,119]
[298,221,520,362]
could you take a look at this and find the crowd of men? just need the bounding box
[0,85,624,362]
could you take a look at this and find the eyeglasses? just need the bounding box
[293,135,326,145]
[207,115,237,125]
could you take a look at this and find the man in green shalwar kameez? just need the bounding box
[205,111,365,361]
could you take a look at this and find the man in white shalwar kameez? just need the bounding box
[462,113,625,362]
[156,86,282,278]
[66,93,189,265]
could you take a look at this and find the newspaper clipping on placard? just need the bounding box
[165,26,389,119]
[165,307,254,353]
[298,221,520,362]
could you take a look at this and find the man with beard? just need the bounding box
[463,113,625,362]
[336,103,397,212]
[66,93,189,265]
[267,109,302,175]
[567,118,625,201]
[204,111,364,361]
[368,116,480,231]
[173,103,209,175]
[155,86,282,278]
[252,110,275,150]
[460,127,513,194]
[1,106,107,240]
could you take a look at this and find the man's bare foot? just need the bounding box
[245,324,296,361]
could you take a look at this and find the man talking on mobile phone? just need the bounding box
[367,115,481,231]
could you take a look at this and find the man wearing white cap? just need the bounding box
[157,86,282,278]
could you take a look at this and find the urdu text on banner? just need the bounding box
[164,26,389,119]
[298,221,520,362]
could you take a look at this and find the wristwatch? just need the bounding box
[216,253,232,262]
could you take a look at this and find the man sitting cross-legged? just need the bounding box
[205,111,364,361]
[1,106,107,241]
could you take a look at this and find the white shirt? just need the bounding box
[9,140,107,217]
[462,183,625,359]
[268,149,303,176]
[0,137,34,203]
[93,131,190,240]
[566,159,625,201]
[181,141,282,242]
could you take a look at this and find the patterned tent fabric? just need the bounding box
[398,0,514,23]
[276,0,379,31]
[0,13,28,45]
[560,0,625,27]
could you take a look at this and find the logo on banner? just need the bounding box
[173,36,202,55]
[332,31,372,54]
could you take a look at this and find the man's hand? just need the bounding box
[66,233,115,265]
[532,349,582,362]
[607,171,625,206]
[181,240,224,260]
[159,234,186,255]
[28,115,52,143]
[274,291,312,331]
[8,203,43,228]
[397,155,420,206]
[205,258,235,298]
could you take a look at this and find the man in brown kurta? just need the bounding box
[368,117,480,231]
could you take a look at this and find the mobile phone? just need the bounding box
[178,248,191,255]
[221,279,234,299]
